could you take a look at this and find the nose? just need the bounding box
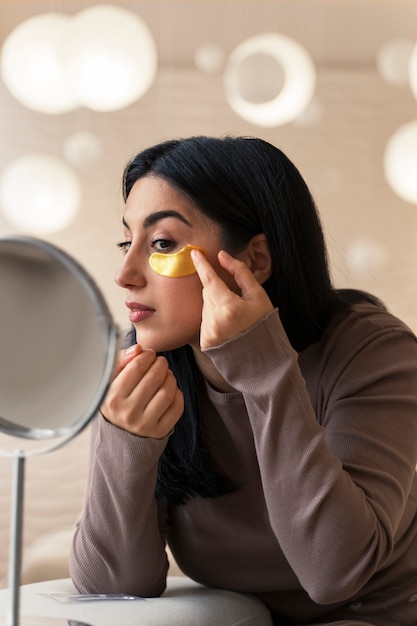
[115,252,147,289]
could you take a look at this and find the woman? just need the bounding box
[70,136,417,625]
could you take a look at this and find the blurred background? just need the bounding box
[0,0,416,586]
[1,0,416,330]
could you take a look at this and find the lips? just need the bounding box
[126,301,155,323]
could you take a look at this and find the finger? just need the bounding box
[150,385,185,439]
[115,362,182,438]
[190,248,217,285]
[141,370,183,434]
[111,344,143,380]
[217,250,264,300]
[101,352,164,426]
[191,248,234,304]
[113,349,157,397]
[122,343,143,363]
[128,355,170,407]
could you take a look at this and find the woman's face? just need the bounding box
[115,175,236,352]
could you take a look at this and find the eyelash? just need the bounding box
[117,240,131,255]
[116,238,175,255]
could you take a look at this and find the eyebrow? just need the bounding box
[122,210,192,231]
[143,210,192,228]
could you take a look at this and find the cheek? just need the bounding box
[163,275,203,316]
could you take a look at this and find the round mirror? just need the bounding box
[0,236,118,455]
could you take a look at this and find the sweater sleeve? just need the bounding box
[204,308,417,605]
[69,412,170,596]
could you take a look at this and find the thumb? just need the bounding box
[113,344,143,378]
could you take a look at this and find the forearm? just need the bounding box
[205,310,417,603]
[70,413,169,596]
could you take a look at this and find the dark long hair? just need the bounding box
[122,135,380,504]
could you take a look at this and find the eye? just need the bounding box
[150,238,175,253]
[117,240,131,255]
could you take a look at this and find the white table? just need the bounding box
[0,577,273,626]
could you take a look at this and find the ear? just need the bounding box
[240,233,272,285]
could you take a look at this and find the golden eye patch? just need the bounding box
[148,244,205,277]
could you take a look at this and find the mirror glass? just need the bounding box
[0,236,118,454]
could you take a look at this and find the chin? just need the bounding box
[133,329,189,353]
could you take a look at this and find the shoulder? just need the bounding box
[300,302,417,403]
[324,301,417,350]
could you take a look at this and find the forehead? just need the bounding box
[125,176,194,217]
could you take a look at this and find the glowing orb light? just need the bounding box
[63,131,103,168]
[223,33,316,127]
[64,4,158,112]
[384,120,417,204]
[408,42,417,100]
[0,13,78,114]
[0,155,82,234]
[376,38,415,86]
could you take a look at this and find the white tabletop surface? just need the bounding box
[0,577,273,626]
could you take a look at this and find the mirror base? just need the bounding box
[0,616,92,625]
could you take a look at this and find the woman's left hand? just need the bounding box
[191,249,274,350]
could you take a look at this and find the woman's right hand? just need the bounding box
[101,344,184,439]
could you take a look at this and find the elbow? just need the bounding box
[301,524,394,605]
[306,584,353,606]
[71,577,166,599]
[70,562,167,598]
[70,542,167,598]
[301,565,380,606]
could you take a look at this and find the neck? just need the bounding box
[191,346,236,393]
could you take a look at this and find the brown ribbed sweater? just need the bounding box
[70,304,417,625]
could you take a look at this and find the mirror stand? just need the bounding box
[0,236,119,626]
[2,450,91,626]
[7,451,25,626]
